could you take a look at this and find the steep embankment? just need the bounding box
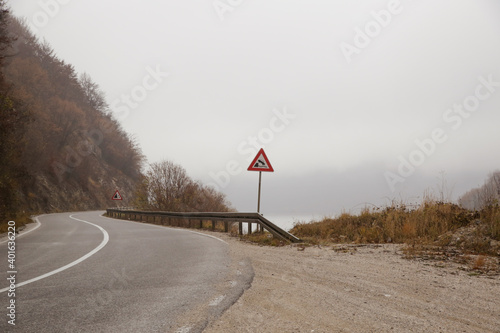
[0,15,144,223]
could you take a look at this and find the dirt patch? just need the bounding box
[200,232,500,333]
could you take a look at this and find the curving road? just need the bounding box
[0,211,249,332]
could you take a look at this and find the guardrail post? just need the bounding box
[239,222,242,235]
[248,222,252,235]
[211,220,215,231]
[224,221,228,232]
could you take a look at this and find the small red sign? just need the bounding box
[247,148,274,172]
[111,190,123,200]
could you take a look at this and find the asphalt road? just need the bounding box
[0,211,248,332]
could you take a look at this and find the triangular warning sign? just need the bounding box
[111,190,123,200]
[247,148,274,172]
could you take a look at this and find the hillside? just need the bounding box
[0,13,144,225]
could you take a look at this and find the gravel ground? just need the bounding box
[202,232,500,333]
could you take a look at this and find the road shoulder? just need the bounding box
[199,231,500,333]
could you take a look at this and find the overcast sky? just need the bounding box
[9,0,500,223]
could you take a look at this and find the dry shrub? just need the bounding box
[401,222,417,239]
[480,205,500,241]
[241,231,286,247]
[473,255,486,270]
[290,201,479,247]
[467,254,499,274]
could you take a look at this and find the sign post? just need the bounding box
[247,148,274,214]
[257,171,262,213]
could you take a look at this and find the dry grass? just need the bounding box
[480,205,500,241]
[239,231,287,247]
[473,255,487,270]
[291,201,475,243]
[290,200,499,257]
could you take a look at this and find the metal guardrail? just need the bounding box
[106,208,302,243]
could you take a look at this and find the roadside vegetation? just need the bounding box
[288,173,500,273]
[239,232,287,247]
[1,7,145,230]
[134,160,233,213]
[290,201,499,255]
[225,173,500,262]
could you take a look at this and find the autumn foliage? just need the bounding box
[135,160,233,213]
[0,11,145,224]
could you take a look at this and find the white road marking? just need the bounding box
[175,326,192,333]
[209,295,226,306]
[185,229,229,245]
[0,213,109,293]
[22,216,42,237]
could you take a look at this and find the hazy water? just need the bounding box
[262,214,327,232]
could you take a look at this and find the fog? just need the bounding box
[9,0,500,219]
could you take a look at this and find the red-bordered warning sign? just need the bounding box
[247,148,274,172]
[111,190,123,200]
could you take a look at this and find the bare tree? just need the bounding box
[146,160,193,211]
[458,171,500,210]
[139,160,232,212]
